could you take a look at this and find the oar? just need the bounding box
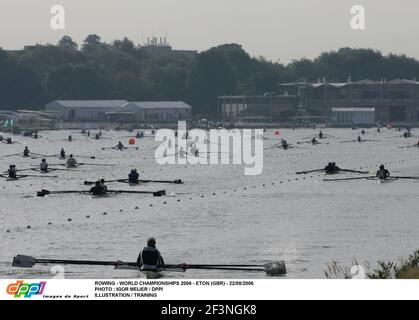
[1,152,23,158]
[296,169,324,175]
[16,175,58,179]
[37,189,90,197]
[12,255,138,268]
[12,255,286,276]
[390,176,419,180]
[339,169,370,174]
[77,163,116,167]
[108,190,166,197]
[324,176,376,182]
[84,179,183,185]
[37,189,166,197]
[164,261,286,276]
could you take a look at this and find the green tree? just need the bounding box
[57,35,78,51]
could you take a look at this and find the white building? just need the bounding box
[45,100,129,121]
[45,100,192,122]
[331,108,376,125]
[122,101,192,122]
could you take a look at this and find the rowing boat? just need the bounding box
[141,270,163,279]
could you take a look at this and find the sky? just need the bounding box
[0,0,418,63]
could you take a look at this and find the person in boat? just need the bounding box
[178,147,186,158]
[33,131,38,139]
[357,135,362,143]
[89,181,108,196]
[325,162,340,174]
[281,139,290,149]
[319,130,324,139]
[6,137,12,144]
[376,165,390,180]
[66,154,77,168]
[23,146,30,157]
[137,238,165,271]
[361,129,366,135]
[128,169,140,184]
[60,148,66,159]
[95,133,100,140]
[115,141,126,151]
[311,137,319,145]
[87,130,91,137]
[100,179,108,192]
[8,165,17,179]
[136,132,141,139]
[68,135,72,142]
[40,159,49,172]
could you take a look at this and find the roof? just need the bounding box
[279,79,419,88]
[126,101,192,110]
[332,108,375,112]
[47,100,129,108]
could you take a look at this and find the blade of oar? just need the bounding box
[324,176,376,182]
[296,169,324,175]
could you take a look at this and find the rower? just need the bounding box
[128,169,140,184]
[136,132,141,139]
[319,130,324,139]
[357,136,362,143]
[6,137,12,144]
[60,148,66,159]
[87,130,90,137]
[89,181,108,196]
[311,137,319,145]
[33,131,38,139]
[179,147,186,158]
[376,165,390,180]
[325,162,340,174]
[281,139,290,149]
[361,129,366,135]
[40,159,49,173]
[115,141,126,151]
[100,179,108,192]
[66,154,77,168]
[8,165,17,179]
[23,146,30,157]
[68,135,72,142]
[95,133,100,140]
[137,238,165,271]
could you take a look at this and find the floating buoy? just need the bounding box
[48,222,52,225]
[6,229,10,233]
[86,215,90,219]
[134,206,139,210]
[26,225,31,229]
[103,212,107,216]
[67,218,72,222]
[128,138,136,145]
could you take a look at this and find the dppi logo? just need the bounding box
[6,280,46,298]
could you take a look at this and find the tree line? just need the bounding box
[2,35,419,116]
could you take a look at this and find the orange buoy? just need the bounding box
[128,138,136,145]
[274,130,280,136]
